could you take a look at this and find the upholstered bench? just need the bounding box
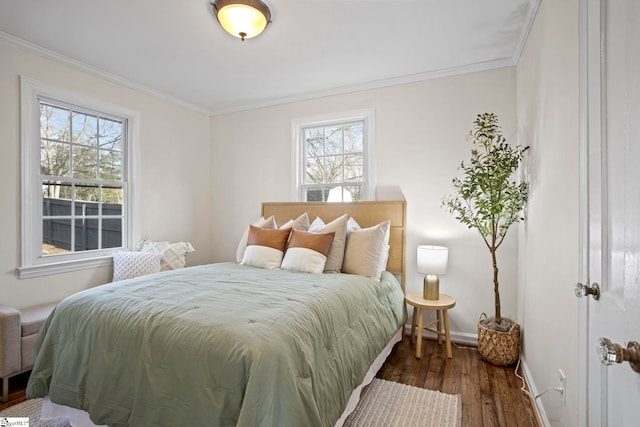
[0,301,58,402]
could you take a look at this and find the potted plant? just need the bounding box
[442,113,528,366]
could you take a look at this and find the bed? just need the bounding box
[26,201,407,427]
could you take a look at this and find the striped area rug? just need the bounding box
[0,398,70,427]
[1,379,461,427]
[344,378,462,427]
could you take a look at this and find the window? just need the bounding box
[292,109,375,202]
[20,77,139,278]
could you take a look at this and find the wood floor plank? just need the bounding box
[478,356,500,427]
[463,344,484,427]
[377,337,540,427]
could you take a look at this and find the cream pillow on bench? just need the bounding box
[137,239,195,271]
[112,250,162,281]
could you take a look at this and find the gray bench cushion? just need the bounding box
[21,302,58,337]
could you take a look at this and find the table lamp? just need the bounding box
[417,245,448,300]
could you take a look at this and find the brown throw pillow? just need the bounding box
[241,226,292,269]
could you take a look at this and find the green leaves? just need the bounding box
[441,113,528,320]
[442,113,528,249]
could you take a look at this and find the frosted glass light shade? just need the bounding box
[213,0,271,41]
[417,245,448,275]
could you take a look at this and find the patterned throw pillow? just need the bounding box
[138,240,195,271]
[112,250,162,281]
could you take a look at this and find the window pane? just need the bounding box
[324,156,343,183]
[72,146,98,179]
[40,104,70,142]
[42,182,72,216]
[325,127,342,155]
[343,185,363,201]
[42,181,71,200]
[42,218,71,254]
[74,218,98,251]
[99,149,122,180]
[72,112,98,146]
[305,128,324,157]
[102,187,123,207]
[327,186,353,202]
[75,184,100,211]
[99,118,122,150]
[306,157,324,184]
[40,141,70,176]
[344,155,364,182]
[305,187,327,202]
[344,124,363,153]
[102,218,122,249]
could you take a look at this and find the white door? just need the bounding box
[580,0,640,425]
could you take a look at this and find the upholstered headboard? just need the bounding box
[262,201,406,292]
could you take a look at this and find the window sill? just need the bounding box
[18,256,113,279]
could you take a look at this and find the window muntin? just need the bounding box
[293,109,375,202]
[39,100,126,256]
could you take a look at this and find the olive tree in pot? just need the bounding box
[442,113,528,366]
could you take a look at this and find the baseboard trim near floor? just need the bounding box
[403,324,478,346]
[519,357,550,427]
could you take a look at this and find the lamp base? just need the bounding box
[423,275,440,300]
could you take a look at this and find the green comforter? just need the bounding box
[27,263,405,427]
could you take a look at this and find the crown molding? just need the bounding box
[0,31,211,116]
[210,57,517,115]
[511,0,542,65]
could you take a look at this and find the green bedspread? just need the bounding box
[27,263,405,427]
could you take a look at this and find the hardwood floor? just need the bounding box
[2,339,540,427]
[0,371,29,411]
[377,337,541,427]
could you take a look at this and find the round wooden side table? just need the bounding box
[405,292,456,359]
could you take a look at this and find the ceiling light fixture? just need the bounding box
[212,0,272,41]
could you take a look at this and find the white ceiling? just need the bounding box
[0,0,539,115]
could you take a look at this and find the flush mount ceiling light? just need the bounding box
[212,0,272,41]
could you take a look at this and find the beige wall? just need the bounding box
[516,0,580,425]
[211,67,520,337]
[0,40,212,309]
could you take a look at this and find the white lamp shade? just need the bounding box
[417,245,448,275]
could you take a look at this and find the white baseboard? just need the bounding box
[402,324,478,346]
[519,357,551,427]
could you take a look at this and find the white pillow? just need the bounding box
[112,250,162,281]
[242,245,285,270]
[241,225,292,269]
[342,220,391,280]
[236,216,277,262]
[281,230,335,274]
[308,214,349,273]
[278,212,310,231]
[347,217,361,235]
[138,240,195,271]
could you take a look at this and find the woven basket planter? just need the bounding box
[477,313,520,366]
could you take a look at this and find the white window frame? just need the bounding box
[291,108,376,201]
[19,76,140,279]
